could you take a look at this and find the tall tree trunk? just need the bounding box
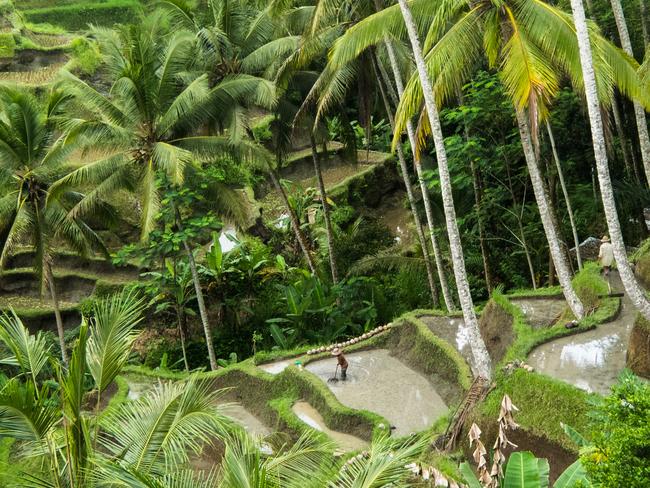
[516,108,585,318]
[183,240,217,371]
[175,304,190,372]
[611,97,636,180]
[46,262,67,365]
[571,0,650,320]
[310,134,339,284]
[611,0,650,187]
[546,121,583,270]
[640,0,650,47]
[398,0,491,379]
[373,54,440,305]
[268,166,317,274]
[381,30,455,312]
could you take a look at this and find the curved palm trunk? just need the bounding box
[46,262,68,365]
[516,108,585,318]
[570,0,650,320]
[183,240,217,371]
[546,121,583,270]
[398,0,491,379]
[310,134,339,284]
[610,0,650,187]
[268,166,317,274]
[373,55,440,305]
[382,32,455,312]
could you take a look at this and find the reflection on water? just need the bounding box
[527,273,634,395]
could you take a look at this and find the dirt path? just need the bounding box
[527,273,634,395]
[305,349,448,437]
[292,402,368,452]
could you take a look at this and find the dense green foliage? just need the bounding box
[582,373,650,486]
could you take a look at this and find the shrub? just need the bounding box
[68,36,101,75]
[582,373,650,487]
[23,0,142,31]
[0,32,16,58]
[572,262,608,314]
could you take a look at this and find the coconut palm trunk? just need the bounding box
[309,134,339,284]
[183,240,217,371]
[611,96,636,180]
[382,33,455,311]
[546,120,583,270]
[570,0,650,320]
[397,0,491,379]
[610,0,650,187]
[268,166,317,274]
[45,262,68,365]
[373,54,440,305]
[640,0,650,48]
[516,108,585,318]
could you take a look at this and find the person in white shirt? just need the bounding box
[598,235,614,276]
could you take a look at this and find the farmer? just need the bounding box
[331,347,348,380]
[598,235,614,276]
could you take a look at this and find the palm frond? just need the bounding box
[0,310,51,382]
[87,289,145,394]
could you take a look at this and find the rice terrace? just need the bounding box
[0,0,649,486]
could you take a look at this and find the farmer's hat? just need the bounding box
[331,347,342,356]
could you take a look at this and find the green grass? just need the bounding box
[474,369,592,452]
[22,0,143,31]
[0,32,16,57]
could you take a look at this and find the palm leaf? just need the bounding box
[0,310,51,382]
[87,289,145,394]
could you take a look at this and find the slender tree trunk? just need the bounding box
[268,166,317,274]
[46,262,67,365]
[571,0,650,320]
[382,31,455,312]
[546,121,583,270]
[611,0,650,187]
[469,158,493,293]
[611,97,635,179]
[516,108,585,318]
[310,134,339,284]
[175,304,190,372]
[183,240,217,371]
[398,0,491,379]
[373,54,440,305]
[640,0,650,47]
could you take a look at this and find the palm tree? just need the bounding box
[51,15,276,368]
[569,0,650,320]
[331,0,648,319]
[395,0,492,380]
[610,0,650,187]
[0,86,108,364]
[52,14,275,240]
[0,291,236,487]
[160,0,319,274]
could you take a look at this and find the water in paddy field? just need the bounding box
[305,349,448,437]
[221,404,270,437]
[527,273,635,395]
[419,315,475,371]
[258,358,296,375]
[292,401,368,452]
[509,297,567,328]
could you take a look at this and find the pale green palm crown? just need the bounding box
[0,85,107,287]
[52,11,277,240]
[327,0,646,152]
